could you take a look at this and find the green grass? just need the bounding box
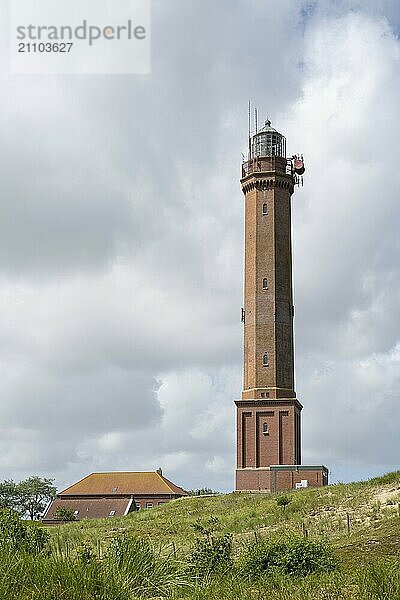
[50,470,400,556]
[1,471,400,599]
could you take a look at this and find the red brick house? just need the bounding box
[42,469,187,524]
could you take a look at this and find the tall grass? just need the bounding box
[1,472,398,599]
[359,559,400,600]
[0,545,399,599]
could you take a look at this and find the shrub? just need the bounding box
[283,537,337,576]
[276,494,292,511]
[189,520,233,577]
[53,507,76,522]
[0,509,49,554]
[238,535,337,578]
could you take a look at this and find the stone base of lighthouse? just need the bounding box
[235,398,328,493]
[236,465,328,493]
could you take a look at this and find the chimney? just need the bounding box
[156,467,163,476]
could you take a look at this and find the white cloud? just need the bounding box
[0,1,399,491]
[285,10,400,480]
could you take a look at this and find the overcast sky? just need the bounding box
[0,0,399,492]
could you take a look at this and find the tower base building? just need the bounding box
[235,117,328,493]
[236,464,328,494]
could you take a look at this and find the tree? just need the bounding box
[0,480,21,514]
[53,506,75,522]
[0,477,57,520]
[17,477,56,520]
[187,488,218,496]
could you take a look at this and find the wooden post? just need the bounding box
[346,513,351,534]
[302,522,308,538]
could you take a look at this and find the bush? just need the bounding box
[0,509,49,554]
[238,535,337,578]
[189,519,233,577]
[283,537,337,576]
[276,494,292,511]
[53,507,76,522]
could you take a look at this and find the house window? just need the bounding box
[263,353,269,366]
[73,510,79,516]
[158,502,165,506]
[135,503,141,510]
[262,203,268,215]
[109,510,116,517]
[262,278,268,290]
[146,502,153,509]
[263,422,269,435]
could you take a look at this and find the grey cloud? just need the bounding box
[0,1,399,491]
[1,369,160,434]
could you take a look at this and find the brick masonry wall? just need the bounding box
[133,496,171,509]
[236,467,328,492]
[236,468,272,492]
[236,401,301,469]
[242,173,295,400]
[271,468,328,492]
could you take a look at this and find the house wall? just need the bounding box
[236,466,328,493]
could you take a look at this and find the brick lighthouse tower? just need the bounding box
[235,116,328,493]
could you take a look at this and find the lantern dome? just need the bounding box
[250,119,286,159]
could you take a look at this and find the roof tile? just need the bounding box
[43,497,132,522]
[60,471,187,496]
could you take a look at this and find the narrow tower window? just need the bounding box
[263,353,269,366]
[262,203,268,215]
[262,278,268,290]
[263,422,269,435]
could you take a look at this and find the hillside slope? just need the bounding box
[1,472,398,600]
[52,471,400,566]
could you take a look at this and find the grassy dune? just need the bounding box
[1,471,400,599]
[51,471,400,559]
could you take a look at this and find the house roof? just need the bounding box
[42,497,132,523]
[60,471,187,497]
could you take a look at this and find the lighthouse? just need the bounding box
[235,115,328,492]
